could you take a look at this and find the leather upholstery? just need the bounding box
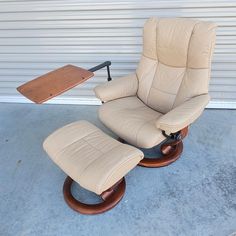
[137,18,216,113]
[156,94,210,133]
[43,120,143,195]
[94,74,138,102]
[98,96,165,148]
[94,18,217,148]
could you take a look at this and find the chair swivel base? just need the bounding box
[140,127,188,168]
[63,176,126,215]
[118,127,188,168]
[138,140,183,168]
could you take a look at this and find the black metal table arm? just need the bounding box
[88,61,112,81]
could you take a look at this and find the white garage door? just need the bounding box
[0,0,235,108]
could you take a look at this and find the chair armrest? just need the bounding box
[156,94,210,133]
[94,74,138,102]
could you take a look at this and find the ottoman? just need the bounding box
[43,120,144,214]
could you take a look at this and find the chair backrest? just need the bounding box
[136,18,217,114]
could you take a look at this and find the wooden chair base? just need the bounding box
[138,140,183,168]
[63,176,126,215]
[118,127,188,168]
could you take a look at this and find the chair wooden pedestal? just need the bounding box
[118,127,189,168]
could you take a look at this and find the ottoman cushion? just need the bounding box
[43,120,144,195]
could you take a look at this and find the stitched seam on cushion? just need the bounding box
[136,55,158,105]
[82,128,121,159]
[146,20,159,106]
[103,104,146,118]
[140,54,158,63]
[133,72,139,96]
[150,86,177,95]
[146,61,159,106]
[82,136,106,154]
[56,129,119,180]
[135,117,160,146]
[56,139,100,171]
[135,70,139,97]
[55,133,105,171]
[186,21,200,68]
[159,107,205,129]
[136,56,158,100]
[102,97,146,116]
[144,55,191,68]
[51,130,99,159]
[172,21,199,110]
[78,142,121,180]
[83,130,121,154]
[77,153,104,181]
[77,151,103,180]
[151,61,186,98]
[156,18,159,62]
[171,69,186,110]
[188,66,208,70]
[98,152,143,193]
[207,31,216,83]
[101,105,148,139]
[56,140,98,170]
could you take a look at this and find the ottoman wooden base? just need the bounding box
[63,176,126,215]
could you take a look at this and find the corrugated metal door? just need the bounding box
[0,0,235,108]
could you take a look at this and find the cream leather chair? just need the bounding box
[94,18,217,167]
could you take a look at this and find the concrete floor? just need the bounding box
[0,103,236,236]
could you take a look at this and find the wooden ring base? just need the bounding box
[139,127,188,168]
[138,141,183,168]
[118,127,188,168]
[63,176,126,215]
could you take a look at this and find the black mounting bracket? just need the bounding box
[88,61,112,81]
[162,130,182,140]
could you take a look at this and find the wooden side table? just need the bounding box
[17,61,112,104]
[17,65,94,104]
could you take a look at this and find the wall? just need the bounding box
[0,0,235,108]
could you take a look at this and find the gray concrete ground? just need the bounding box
[0,103,235,236]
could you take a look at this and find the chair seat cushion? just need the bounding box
[43,120,143,195]
[98,96,166,148]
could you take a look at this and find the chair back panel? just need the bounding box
[136,18,217,113]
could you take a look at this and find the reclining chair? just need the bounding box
[24,17,217,214]
[94,18,217,167]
